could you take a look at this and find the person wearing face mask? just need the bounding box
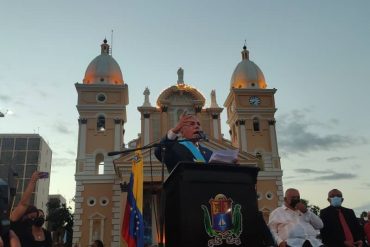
[320,189,363,247]
[29,209,52,247]
[10,171,41,246]
[268,188,324,247]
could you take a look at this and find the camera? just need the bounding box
[39,172,49,179]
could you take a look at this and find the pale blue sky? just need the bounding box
[1,1,370,214]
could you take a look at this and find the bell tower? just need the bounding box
[73,39,129,246]
[224,45,282,220]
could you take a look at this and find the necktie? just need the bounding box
[337,209,354,243]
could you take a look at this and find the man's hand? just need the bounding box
[295,201,307,213]
[354,240,363,247]
[278,241,287,247]
[344,241,355,247]
[172,113,193,134]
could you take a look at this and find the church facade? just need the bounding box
[72,40,283,246]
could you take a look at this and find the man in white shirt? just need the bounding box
[268,188,324,247]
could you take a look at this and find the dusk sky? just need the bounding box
[1,1,370,214]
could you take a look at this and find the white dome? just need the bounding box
[83,40,124,85]
[230,46,267,89]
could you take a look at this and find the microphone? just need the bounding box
[107,151,124,156]
[197,131,209,142]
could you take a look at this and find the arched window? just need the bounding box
[95,153,104,175]
[253,117,260,132]
[97,115,105,131]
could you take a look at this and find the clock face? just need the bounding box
[249,96,261,106]
[97,93,106,102]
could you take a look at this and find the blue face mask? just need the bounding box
[330,196,342,207]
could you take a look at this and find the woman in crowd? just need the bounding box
[29,209,52,247]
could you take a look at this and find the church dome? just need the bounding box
[230,46,267,89]
[83,39,124,85]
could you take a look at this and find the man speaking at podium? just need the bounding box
[154,113,212,172]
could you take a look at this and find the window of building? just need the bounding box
[266,191,274,200]
[253,117,260,132]
[87,197,97,206]
[2,138,14,150]
[95,153,104,175]
[15,138,27,150]
[99,197,109,206]
[26,151,39,164]
[28,138,40,150]
[15,164,25,177]
[14,151,26,164]
[97,116,105,132]
[1,151,13,163]
[25,164,38,178]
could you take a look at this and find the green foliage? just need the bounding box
[301,198,321,216]
[360,211,367,218]
[46,198,74,247]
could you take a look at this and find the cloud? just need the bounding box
[66,150,76,156]
[293,168,357,181]
[0,94,11,102]
[54,122,73,135]
[277,110,367,154]
[52,158,75,168]
[327,156,353,162]
[354,201,370,216]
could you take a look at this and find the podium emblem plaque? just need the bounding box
[201,194,243,246]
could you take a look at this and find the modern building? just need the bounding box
[73,40,283,246]
[0,134,52,213]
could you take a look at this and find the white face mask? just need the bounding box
[364,217,368,221]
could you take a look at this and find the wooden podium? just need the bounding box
[163,162,269,247]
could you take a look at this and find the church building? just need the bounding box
[72,40,283,246]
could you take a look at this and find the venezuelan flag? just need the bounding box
[122,149,144,247]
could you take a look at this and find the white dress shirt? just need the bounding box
[268,205,323,247]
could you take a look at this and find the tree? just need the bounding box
[47,198,74,247]
[301,198,321,216]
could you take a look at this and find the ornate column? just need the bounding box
[143,113,150,146]
[77,118,87,161]
[268,119,280,168]
[114,118,122,151]
[236,120,247,152]
[212,114,219,139]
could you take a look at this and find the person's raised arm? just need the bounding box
[9,171,40,222]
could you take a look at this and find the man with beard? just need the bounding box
[268,188,324,247]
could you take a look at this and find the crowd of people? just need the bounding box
[268,188,369,247]
[1,113,369,247]
[155,113,370,247]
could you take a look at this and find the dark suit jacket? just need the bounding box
[154,135,212,173]
[320,205,362,247]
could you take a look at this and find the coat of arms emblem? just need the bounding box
[201,194,242,246]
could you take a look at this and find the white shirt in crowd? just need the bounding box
[268,205,324,247]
